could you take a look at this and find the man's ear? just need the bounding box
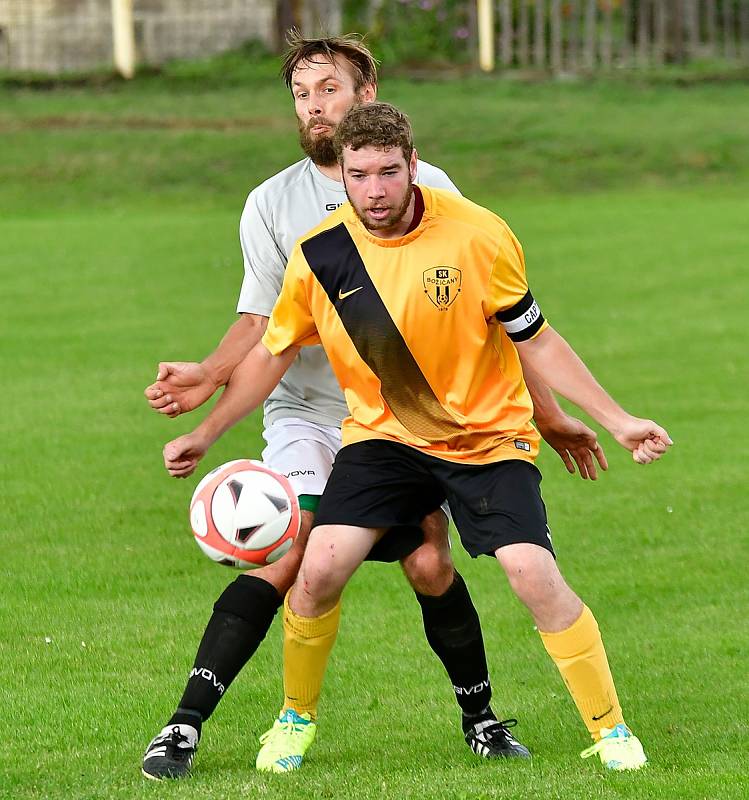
[410,148,418,181]
[360,83,377,103]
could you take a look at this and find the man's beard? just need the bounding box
[347,181,414,233]
[298,117,338,167]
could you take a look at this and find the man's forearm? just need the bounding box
[196,342,299,445]
[521,360,565,424]
[201,313,269,388]
[516,327,627,432]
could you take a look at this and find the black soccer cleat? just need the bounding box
[463,714,531,759]
[141,724,198,780]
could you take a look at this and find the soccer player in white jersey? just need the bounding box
[141,34,607,780]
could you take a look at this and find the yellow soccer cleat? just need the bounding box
[581,723,648,771]
[256,709,317,773]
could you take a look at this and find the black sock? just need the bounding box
[415,571,493,718]
[167,574,282,736]
[460,705,497,734]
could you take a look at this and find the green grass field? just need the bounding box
[1,60,748,799]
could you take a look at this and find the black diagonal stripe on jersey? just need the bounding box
[302,223,465,443]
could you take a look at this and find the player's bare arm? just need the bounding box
[522,361,608,480]
[163,342,299,478]
[145,313,269,418]
[515,326,673,464]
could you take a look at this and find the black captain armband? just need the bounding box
[495,290,545,342]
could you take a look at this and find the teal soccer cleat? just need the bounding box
[256,709,317,773]
[581,723,647,771]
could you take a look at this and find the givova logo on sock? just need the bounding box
[453,679,490,696]
[190,667,226,695]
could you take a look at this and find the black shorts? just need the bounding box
[365,525,425,563]
[315,440,553,559]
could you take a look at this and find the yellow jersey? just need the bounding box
[262,186,548,465]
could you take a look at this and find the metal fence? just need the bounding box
[491,0,749,73]
[0,0,747,75]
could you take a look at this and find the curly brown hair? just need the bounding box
[280,31,378,94]
[333,102,414,165]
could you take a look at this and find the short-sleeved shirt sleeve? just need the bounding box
[485,223,547,342]
[261,246,321,354]
[415,161,461,194]
[236,189,287,316]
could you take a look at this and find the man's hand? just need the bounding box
[163,432,210,478]
[536,412,608,480]
[144,362,218,418]
[159,342,299,480]
[610,416,673,464]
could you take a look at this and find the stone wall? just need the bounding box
[0,0,281,73]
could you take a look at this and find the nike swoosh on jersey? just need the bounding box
[338,286,364,300]
[303,224,465,443]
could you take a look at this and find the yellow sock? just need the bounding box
[282,592,341,720]
[539,605,624,740]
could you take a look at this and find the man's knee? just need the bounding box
[401,509,454,596]
[295,546,346,608]
[292,523,375,613]
[401,545,455,595]
[495,543,580,623]
[496,543,557,594]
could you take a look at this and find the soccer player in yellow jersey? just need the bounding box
[163,102,672,773]
[143,35,615,780]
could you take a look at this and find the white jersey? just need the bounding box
[237,156,459,428]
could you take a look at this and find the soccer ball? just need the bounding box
[189,459,300,569]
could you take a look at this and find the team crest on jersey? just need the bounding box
[423,267,462,310]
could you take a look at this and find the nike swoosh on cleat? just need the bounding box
[338,286,364,300]
[592,707,614,721]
